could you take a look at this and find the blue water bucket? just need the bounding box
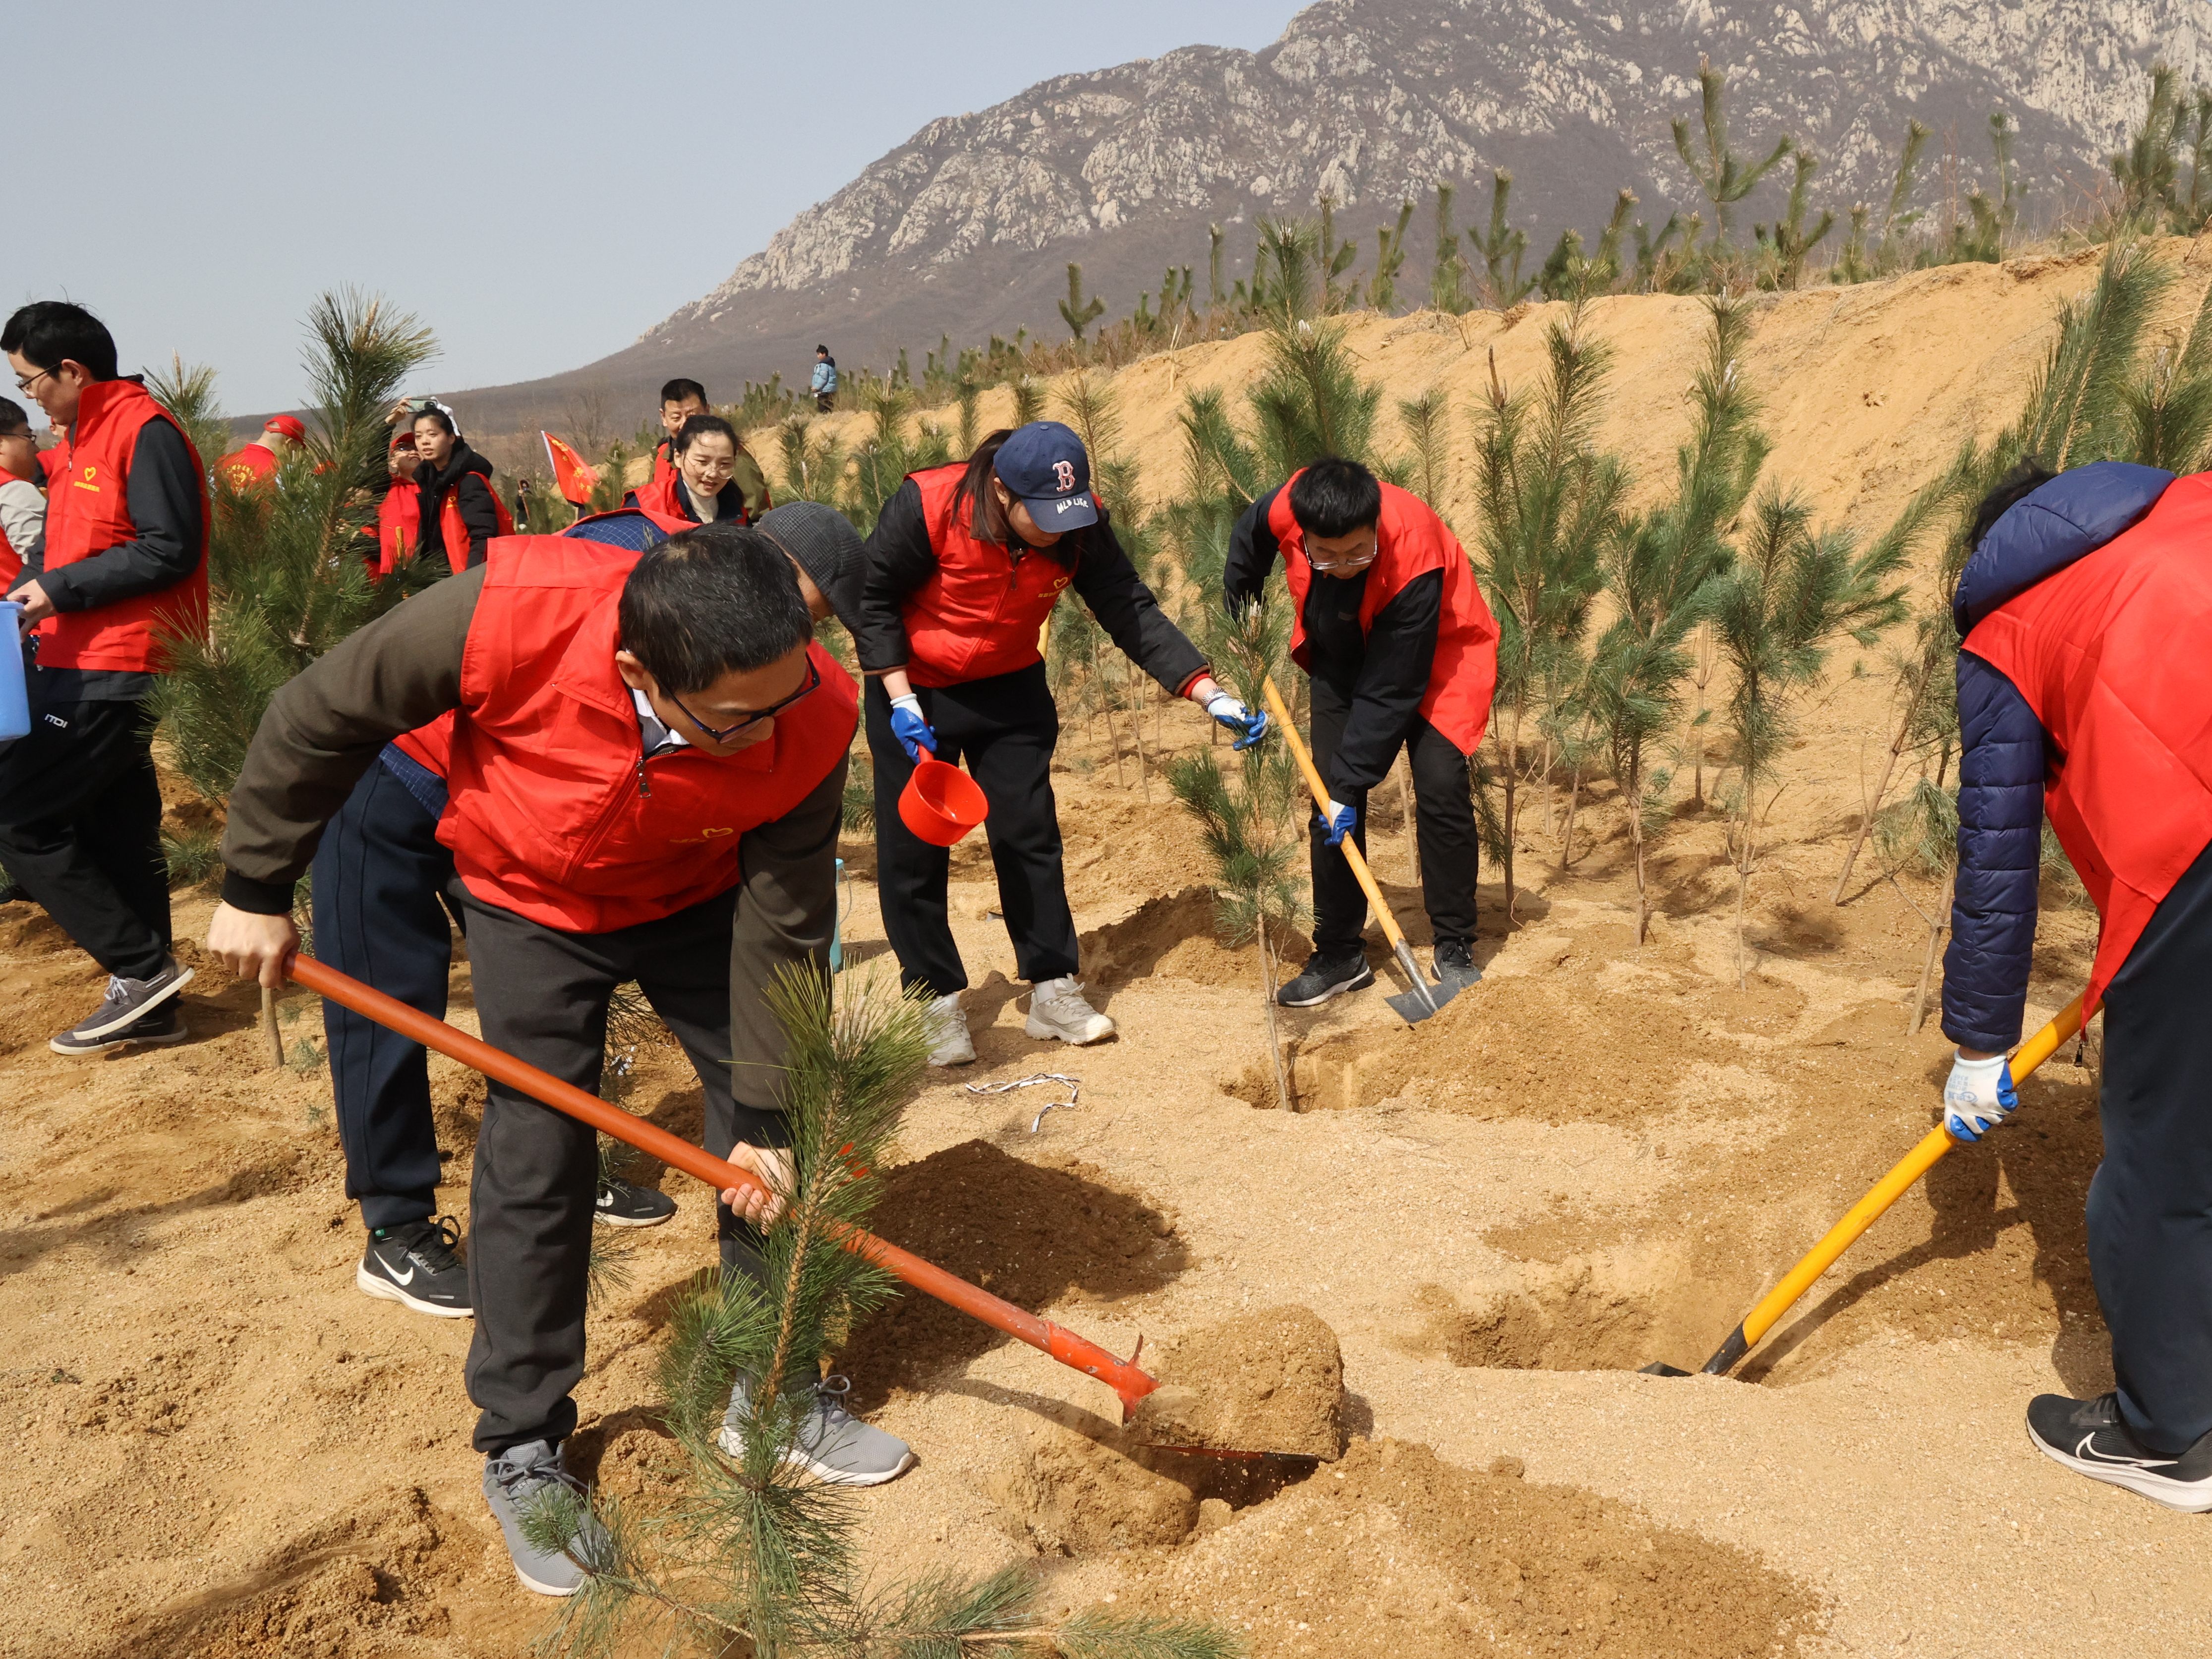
[0,601,28,742]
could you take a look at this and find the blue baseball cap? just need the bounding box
[993,420,1098,531]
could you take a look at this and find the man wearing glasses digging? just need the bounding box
[207,522,915,1598]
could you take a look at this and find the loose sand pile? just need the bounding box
[1130,1304,1345,1459]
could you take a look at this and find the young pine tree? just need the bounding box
[1671,56,1793,257]
[1471,307,1627,921]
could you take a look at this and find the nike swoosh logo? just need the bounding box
[387,1259,416,1286]
[2074,1433,2172,1470]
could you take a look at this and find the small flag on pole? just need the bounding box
[542,431,599,506]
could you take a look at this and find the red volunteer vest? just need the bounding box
[213,442,278,493]
[627,469,752,527]
[434,537,858,933]
[374,480,420,576]
[901,463,1080,688]
[1963,470,2212,1016]
[435,467,515,568]
[1267,475,1500,754]
[39,379,210,672]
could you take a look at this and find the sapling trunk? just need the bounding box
[262,987,284,1070]
[1126,663,1152,804]
[1833,658,1931,903]
[1259,919,1294,1111]
[1558,756,1585,872]
[1734,818,1754,989]
[1910,872,1953,1034]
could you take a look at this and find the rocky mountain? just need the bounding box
[460,0,2205,435]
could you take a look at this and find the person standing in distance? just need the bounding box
[811,346,838,413]
[0,395,46,590]
[411,404,510,572]
[0,301,209,1054]
[213,413,306,493]
[1225,457,1499,1006]
[859,420,1266,1065]
[650,377,709,482]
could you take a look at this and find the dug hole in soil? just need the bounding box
[10,255,2211,1658]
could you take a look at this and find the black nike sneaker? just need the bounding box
[1276,950,1375,1008]
[595,1179,677,1228]
[1434,939,1483,992]
[357,1216,472,1318]
[2026,1391,2212,1511]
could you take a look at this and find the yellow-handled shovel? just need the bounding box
[1644,990,2089,1377]
[1260,676,1455,1024]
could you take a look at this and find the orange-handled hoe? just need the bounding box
[1645,991,2089,1378]
[286,955,1164,1420]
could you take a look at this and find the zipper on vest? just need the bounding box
[635,740,652,797]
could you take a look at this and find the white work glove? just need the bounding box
[1203,690,1269,750]
[1942,1052,2019,1142]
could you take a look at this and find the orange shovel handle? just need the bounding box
[286,954,1161,1418]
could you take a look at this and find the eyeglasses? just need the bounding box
[12,368,54,396]
[666,657,821,742]
[1307,544,1380,574]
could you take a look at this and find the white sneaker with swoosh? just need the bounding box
[2027,1391,2212,1511]
[356,1216,472,1318]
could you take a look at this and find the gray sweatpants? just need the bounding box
[451,881,792,1455]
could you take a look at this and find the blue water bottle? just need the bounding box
[0,601,28,742]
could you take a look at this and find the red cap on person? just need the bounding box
[264,414,307,442]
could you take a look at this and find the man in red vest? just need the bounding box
[1942,458,2212,1512]
[0,301,209,1053]
[208,522,914,1596]
[1225,456,1499,1007]
[212,413,305,492]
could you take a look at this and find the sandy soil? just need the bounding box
[8,251,2212,1656]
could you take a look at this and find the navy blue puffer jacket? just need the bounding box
[1940,461,2172,1052]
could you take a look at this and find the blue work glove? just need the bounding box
[1316,799,1357,847]
[1942,1052,2019,1142]
[1204,690,1270,750]
[889,694,937,763]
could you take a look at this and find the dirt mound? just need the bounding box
[1079,886,1312,989]
[1122,1437,1822,1659]
[990,1417,1202,1553]
[1130,1305,1345,1459]
[837,1139,1187,1409]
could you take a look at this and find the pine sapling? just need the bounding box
[1671,56,1792,254]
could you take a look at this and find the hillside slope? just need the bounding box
[453,0,2201,435]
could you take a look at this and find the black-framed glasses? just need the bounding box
[12,368,53,396]
[667,658,821,742]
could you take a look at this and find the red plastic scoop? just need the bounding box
[898,757,988,846]
[286,954,1159,1418]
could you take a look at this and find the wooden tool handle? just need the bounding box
[1260,676,1411,954]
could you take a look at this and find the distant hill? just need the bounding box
[451,0,2203,439]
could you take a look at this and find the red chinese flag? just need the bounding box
[542,431,599,505]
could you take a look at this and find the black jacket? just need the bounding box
[859,476,1205,693]
[1225,485,1441,796]
[414,441,502,571]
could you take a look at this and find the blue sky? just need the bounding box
[7,1,1297,413]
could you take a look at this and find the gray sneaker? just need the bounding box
[51,957,193,1053]
[717,1373,915,1487]
[481,1439,609,1597]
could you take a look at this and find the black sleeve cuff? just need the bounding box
[221,870,297,915]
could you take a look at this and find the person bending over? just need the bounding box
[860,419,1265,1065]
[1225,457,1499,1007]
[1943,457,2212,1511]
[209,522,913,1598]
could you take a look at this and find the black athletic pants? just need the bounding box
[313,754,458,1232]
[1307,679,1478,960]
[0,696,170,981]
[866,665,1079,996]
[2088,834,2212,1453]
[453,882,783,1455]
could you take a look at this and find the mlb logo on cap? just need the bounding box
[994,421,1099,531]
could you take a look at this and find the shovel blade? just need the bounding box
[1638,1362,1692,1377]
[1385,979,1459,1023]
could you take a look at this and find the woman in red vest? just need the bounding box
[1225,457,1499,1009]
[371,428,421,576]
[410,403,510,570]
[208,523,918,1594]
[0,396,44,590]
[1943,458,2212,1512]
[859,420,1264,1066]
[626,413,760,526]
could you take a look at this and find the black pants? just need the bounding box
[866,665,1079,996]
[0,696,170,980]
[453,882,783,1455]
[2088,834,2212,1453]
[314,755,458,1231]
[1307,680,1478,959]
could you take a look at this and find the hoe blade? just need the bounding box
[1382,938,1471,1024]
